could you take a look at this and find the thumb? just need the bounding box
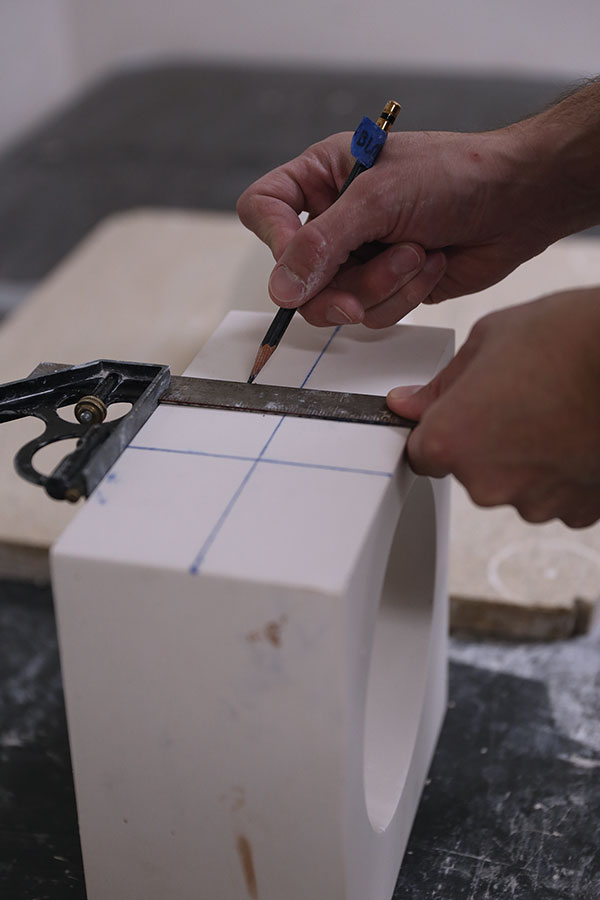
[386,336,480,420]
[386,382,434,422]
[268,186,387,309]
[387,374,457,479]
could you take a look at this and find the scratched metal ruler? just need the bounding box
[162,376,416,428]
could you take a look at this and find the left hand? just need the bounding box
[387,287,600,527]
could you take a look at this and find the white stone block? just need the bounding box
[51,311,453,900]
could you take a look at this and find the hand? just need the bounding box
[237,125,560,329]
[387,288,600,527]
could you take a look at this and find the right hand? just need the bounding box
[237,125,560,328]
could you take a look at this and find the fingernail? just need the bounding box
[387,385,422,403]
[390,245,422,275]
[326,305,355,325]
[423,251,446,275]
[269,264,306,303]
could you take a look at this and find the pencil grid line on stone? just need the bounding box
[188,326,345,572]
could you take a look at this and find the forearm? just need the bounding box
[508,78,600,242]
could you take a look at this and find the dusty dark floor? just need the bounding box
[1,63,599,899]
[2,578,599,900]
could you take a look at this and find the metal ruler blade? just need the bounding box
[163,376,416,428]
[27,363,416,428]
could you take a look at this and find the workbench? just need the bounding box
[1,63,599,898]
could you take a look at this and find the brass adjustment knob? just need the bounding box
[74,395,107,425]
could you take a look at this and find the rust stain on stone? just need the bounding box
[264,613,289,647]
[236,833,259,899]
[246,614,288,648]
[231,785,245,812]
[264,620,282,647]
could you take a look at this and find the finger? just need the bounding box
[298,243,426,326]
[466,469,550,515]
[513,482,600,528]
[294,247,444,328]
[405,423,452,478]
[403,379,477,479]
[237,137,351,260]
[267,174,398,308]
[561,499,600,529]
[362,251,447,328]
[515,494,562,524]
[297,284,367,326]
[334,244,423,301]
[239,195,304,261]
[426,245,522,305]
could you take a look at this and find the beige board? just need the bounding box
[0,209,270,578]
[2,208,600,638]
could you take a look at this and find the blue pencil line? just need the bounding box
[300,326,340,388]
[129,443,392,479]
[130,445,256,464]
[188,416,286,573]
[189,326,342,574]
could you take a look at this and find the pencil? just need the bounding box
[247,99,401,383]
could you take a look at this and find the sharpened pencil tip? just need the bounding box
[247,343,276,384]
[247,374,256,384]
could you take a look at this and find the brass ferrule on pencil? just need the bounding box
[376,100,401,133]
